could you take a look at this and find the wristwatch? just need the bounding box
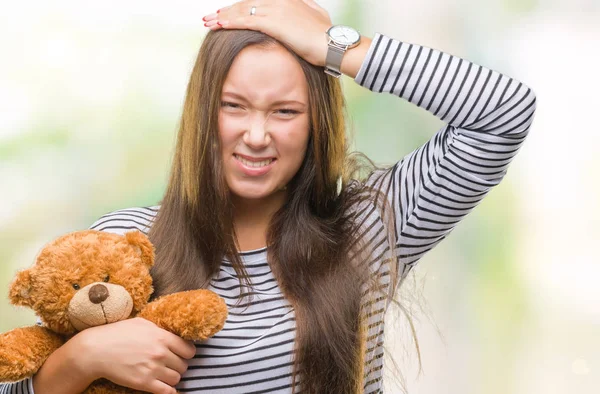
[324,25,361,78]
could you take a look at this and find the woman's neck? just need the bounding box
[231,190,287,251]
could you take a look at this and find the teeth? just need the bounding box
[235,155,274,168]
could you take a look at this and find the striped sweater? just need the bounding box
[0,32,536,394]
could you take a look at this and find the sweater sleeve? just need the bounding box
[0,378,35,393]
[355,33,537,275]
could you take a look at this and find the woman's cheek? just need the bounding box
[218,115,242,144]
[276,117,309,137]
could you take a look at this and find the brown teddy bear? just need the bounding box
[0,229,228,393]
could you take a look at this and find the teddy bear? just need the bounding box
[0,229,228,393]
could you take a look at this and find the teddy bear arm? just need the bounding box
[138,289,228,341]
[0,325,65,382]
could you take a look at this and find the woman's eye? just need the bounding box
[103,275,110,283]
[72,284,80,290]
[277,109,299,116]
[221,101,241,109]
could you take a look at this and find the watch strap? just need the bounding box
[325,40,347,78]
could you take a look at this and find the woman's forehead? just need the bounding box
[222,45,308,105]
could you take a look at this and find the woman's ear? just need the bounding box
[125,231,155,269]
[9,269,34,307]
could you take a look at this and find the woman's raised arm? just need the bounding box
[354,32,536,274]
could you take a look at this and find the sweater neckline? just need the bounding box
[239,246,268,256]
[222,246,268,266]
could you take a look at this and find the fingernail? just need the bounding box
[217,9,221,13]
[202,16,207,22]
[204,23,208,27]
[217,21,222,26]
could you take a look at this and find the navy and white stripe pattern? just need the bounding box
[93,207,299,393]
[0,378,34,394]
[1,32,535,393]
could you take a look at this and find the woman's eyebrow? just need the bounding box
[222,91,307,107]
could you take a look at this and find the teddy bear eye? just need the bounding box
[72,284,80,290]
[103,275,110,283]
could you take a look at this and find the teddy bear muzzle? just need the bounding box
[68,282,134,331]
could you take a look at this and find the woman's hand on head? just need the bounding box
[203,0,333,67]
[74,317,196,394]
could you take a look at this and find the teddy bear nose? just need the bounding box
[88,284,109,304]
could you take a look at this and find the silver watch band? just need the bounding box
[324,40,347,78]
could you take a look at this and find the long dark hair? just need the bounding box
[148,29,406,393]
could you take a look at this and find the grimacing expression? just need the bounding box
[218,43,310,201]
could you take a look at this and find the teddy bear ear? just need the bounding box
[8,269,34,308]
[125,231,155,268]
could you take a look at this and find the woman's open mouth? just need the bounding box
[233,154,276,176]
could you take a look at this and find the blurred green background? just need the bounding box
[1,1,598,392]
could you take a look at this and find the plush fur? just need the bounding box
[0,230,228,393]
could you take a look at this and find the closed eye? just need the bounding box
[221,101,241,109]
[222,101,299,116]
[277,109,300,115]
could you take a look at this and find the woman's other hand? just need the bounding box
[77,317,196,393]
[202,0,333,67]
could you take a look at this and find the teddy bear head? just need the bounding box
[8,230,155,335]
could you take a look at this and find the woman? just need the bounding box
[1,0,537,393]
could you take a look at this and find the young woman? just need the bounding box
[1,0,536,393]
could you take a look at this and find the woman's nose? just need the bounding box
[243,113,271,148]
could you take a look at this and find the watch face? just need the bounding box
[328,25,360,46]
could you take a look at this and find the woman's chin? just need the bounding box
[231,187,273,200]
[229,184,286,203]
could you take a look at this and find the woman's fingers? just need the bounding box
[213,1,262,20]
[162,350,190,376]
[166,336,197,360]
[159,334,194,376]
[203,0,270,30]
[212,1,269,30]
[156,366,183,387]
[147,379,177,394]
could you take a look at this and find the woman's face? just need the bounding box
[218,44,310,204]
